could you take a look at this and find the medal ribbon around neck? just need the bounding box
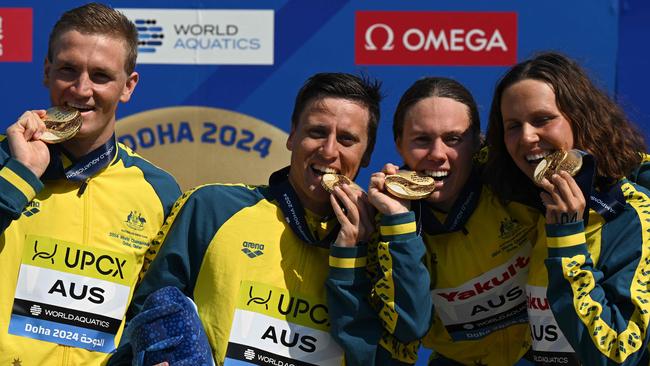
[571,152,625,224]
[415,167,482,235]
[589,184,625,222]
[268,166,340,248]
[42,134,117,182]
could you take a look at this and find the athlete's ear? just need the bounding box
[286,126,295,151]
[361,149,370,167]
[120,71,139,103]
[44,57,51,86]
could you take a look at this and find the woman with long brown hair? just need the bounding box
[486,51,650,365]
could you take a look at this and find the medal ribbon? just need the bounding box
[268,167,340,248]
[589,186,625,222]
[573,152,625,223]
[534,151,625,224]
[415,167,482,235]
[42,135,117,182]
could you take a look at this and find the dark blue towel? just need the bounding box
[127,286,213,366]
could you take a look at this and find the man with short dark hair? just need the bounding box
[112,73,382,365]
[0,3,180,364]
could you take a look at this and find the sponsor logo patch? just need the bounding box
[29,304,41,316]
[224,281,342,365]
[118,8,274,65]
[0,8,32,62]
[22,200,40,217]
[242,241,265,258]
[247,285,272,310]
[32,240,56,264]
[355,11,517,66]
[10,235,134,352]
[134,18,164,54]
[244,348,255,360]
[431,244,531,341]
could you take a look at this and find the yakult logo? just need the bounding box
[356,11,517,66]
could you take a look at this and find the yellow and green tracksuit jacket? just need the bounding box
[421,186,537,365]
[326,182,540,365]
[526,177,650,365]
[112,175,387,365]
[629,153,650,190]
[0,136,180,366]
[326,211,432,366]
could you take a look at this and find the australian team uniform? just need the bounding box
[0,135,180,365]
[112,166,407,365]
[327,169,540,365]
[525,154,650,365]
[327,198,433,365]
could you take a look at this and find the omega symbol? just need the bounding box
[364,23,394,51]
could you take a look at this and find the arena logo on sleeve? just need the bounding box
[117,8,273,65]
[0,8,32,62]
[355,11,517,66]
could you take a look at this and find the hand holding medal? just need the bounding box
[5,106,82,178]
[5,108,60,177]
[536,150,585,225]
[321,173,364,193]
[384,170,436,200]
[368,164,430,216]
[533,149,583,186]
[321,173,374,247]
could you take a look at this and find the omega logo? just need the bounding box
[364,23,394,51]
[363,22,508,53]
[0,16,4,57]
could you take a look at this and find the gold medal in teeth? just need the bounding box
[533,149,583,185]
[385,170,436,200]
[321,173,363,193]
[40,106,82,144]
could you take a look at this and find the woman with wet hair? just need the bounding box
[329,77,539,365]
[485,51,650,365]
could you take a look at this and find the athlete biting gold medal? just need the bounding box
[533,149,583,185]
[384,170,436,200]
[39,106,82,144]
[321,173,364,193]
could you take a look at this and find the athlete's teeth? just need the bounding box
[424,170,448,178]
[526,152,549,162]
[313,165,337,174]
[66,103,92,110]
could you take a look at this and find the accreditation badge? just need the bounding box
[8,235,135,353]
[224,280,343,366]
[526,285,579,365]
[430,243,530,341]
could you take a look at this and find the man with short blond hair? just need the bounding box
[0,3,180,364]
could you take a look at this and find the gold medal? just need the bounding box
[533,149,583,185]
[321,173,363,193]
[40,106,82,144]
[385,170,436,200]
